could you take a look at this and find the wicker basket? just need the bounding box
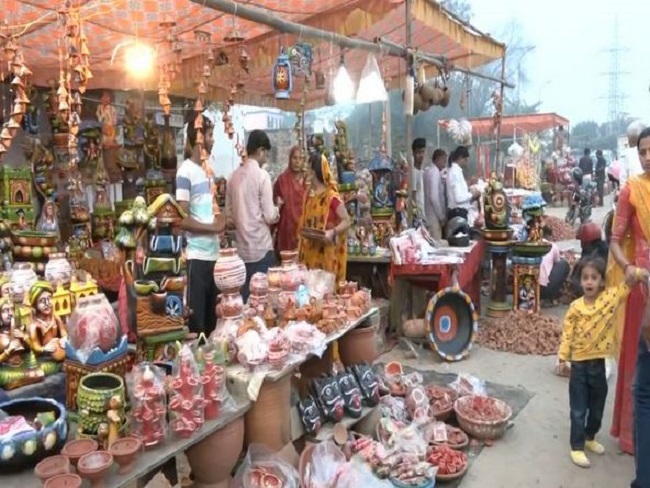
[436,461,469,482]
[454,395,512,440]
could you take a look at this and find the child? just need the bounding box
[558,256,648,468]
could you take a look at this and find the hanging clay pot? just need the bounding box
[440,86,451,107]
[419,81,442,108]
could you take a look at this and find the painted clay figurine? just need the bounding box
[26,281,67,361]
[311,375,344,423]
[0,297,23,363]
[36,200,59,234]
[350,363,380,407]
[96,91,117,147]
[337,372,363,418]
[518,276,536,313]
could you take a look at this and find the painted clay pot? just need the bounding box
[44,473,83,488]
[61,438,98,467]
[280,250,298,267]
[267,267,282,290]
[44,253,72,287]
[185,416,244,487]
[35,455,71,482]
[77,451,113,488]
[220,292,243,319]
[133,280,158,296]
[76,373,125,436]
[108,436,141,474]
[213,248,246,293]
[9,262,37,303]
[249,272,269,296]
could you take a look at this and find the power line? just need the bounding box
[600,17,629,132]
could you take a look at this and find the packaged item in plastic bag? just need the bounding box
[233,444,299,488]
[130,363,168,448]
[405,384,429,422]
[450,373,487,397]
[66,293,121,363]
[169,345,204,438]
[302,441,346,488]
[336,458,393,488]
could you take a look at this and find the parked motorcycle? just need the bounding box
[565,168,595,226]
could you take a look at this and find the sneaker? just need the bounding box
[585,440,606,455]
[570,450,591,468]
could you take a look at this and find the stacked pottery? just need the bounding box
[217,292,244,319]
[248,272,268,312]
[280,250,300,292]
[130,364,167,448]
[213,248,246,293]
[9,262,37,303]
[44,253,72,288]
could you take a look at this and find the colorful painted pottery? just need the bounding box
[0,397,68,472]
[76,373,125,436]
[44,253,72,287]
[217,292,243,319]
[133,280,159,296]
[9,262,37,303]
[213,248,246,292]
[267,267,282,291]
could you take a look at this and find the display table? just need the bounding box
[227,308,379,451]
[389,241,485,333]
[346,254,391,299]
[3,398,250,488]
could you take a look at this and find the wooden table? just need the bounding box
[3,400,251,488]
[389,241,485,334]
[346,255,391,299]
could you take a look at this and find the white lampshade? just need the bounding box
[333,64,355,104]
[356,54,387,104]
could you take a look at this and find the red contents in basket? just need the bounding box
[426,446,468,476]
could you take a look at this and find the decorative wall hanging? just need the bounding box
[272,48,293,99]
[289,43,313,78]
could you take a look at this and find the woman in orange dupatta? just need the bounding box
[273,146,306,253]
[608,127,650,487]
[298,152,350,286]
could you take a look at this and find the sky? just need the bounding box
[469,0,650,125]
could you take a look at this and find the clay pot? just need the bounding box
[267,267,282,290]
[280,250,298,267]
[45,253,73,287]
[244,375,291,450]
[249,272,269,296]
[9,262,37,303]
[338,326,377,366]
[35,455,71,482]
[44,473,83,488]
[77,451,113,488]
[213,248,246,293]
[61,438,98,467]
[186,416,244,487]
[108,436,142,475]
[439,86,451,107]
[220,292,244,318]
[150,291,167,314]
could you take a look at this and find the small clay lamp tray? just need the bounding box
[77,451,114,488]
[35,455,71,481]
[62,438,98,467]
[248,467,284,488]
[109,437,142,474]
[44,473,83,488]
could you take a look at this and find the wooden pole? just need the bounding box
[495,52,507,175]
[189,0,514,87]
[405,0,414,223]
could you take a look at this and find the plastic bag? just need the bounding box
[450,373,487,397]
[306,441,346,488]
[232,444,299,488]
[130,363,167,448]
[169,344,204,438]
[67,293,121,364]
[335,459,392,488]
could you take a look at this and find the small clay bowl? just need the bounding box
[62,438,99,467]
[44,473,83,488]
[35,455,71,482]
[77,451,113,488]
[109,436,142,474]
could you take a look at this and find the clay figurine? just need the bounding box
[96,91,117,147]
[26,281,67,361]
[518,276,536,313]
[337,372,363,418]
[297,395,322,435]
[310,375,344,423]
[36,200,59,235]
[350,363,380,407]
[0,297,23,363]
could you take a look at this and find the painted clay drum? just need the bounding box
[45,253,72,287]
[213,248,246,292]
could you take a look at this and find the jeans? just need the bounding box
[186,259,218,337]
[243,251,276,302]
[569,359,608,450]
[632,337,650,488]
[541,259,570,300]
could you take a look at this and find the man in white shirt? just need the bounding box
[446,146,480,224]
[410,138,426,222]
[226,130,283,301]
[620,120,646,188]
[423,149,447,240]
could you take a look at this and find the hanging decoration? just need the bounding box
[403,66,415,116]
[446,119,473,146]
[273,48,293,100]
[289,43,313,79]
[491,90,503,135]
[356,54,387,104]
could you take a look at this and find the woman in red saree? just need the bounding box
[273,146,306,253]
[608,126,650,482]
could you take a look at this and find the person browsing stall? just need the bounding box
[176,112,223,337]
[411,138,426,222]
[273,146,306,254]
[226,129,282,301]
[423,149,447,240]
[446,146,480,222]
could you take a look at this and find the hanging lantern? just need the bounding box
[272,48,293,100]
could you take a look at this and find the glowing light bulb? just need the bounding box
[124,43,155,78]
[333,64,355,104]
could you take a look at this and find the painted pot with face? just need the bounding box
[350,363,380,407]
[297,395,322,435]
[337,372,363,418]
[310,375,344,422]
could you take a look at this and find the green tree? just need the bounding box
[440,0,472,21]
[570,121,600,147]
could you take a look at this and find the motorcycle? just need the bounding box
[565,180,596,226]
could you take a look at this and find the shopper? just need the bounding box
[422,148,447,240]
[176,112,222,337]
[410,138,426,222]
[539,226,570,304]
[298,152,350,285]
[558,256,646,468]
[578,148,593,182]
[619,120,646,188]
[226,129,282,301]
[609,126,650,487]
[273,146,306,254]
[446,146,479,222]
[594,150,607,206]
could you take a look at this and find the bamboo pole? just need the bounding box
[495,52,507,175]
[405,0,414,223]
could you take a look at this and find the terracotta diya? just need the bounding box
[61,438,99,467]
[35,455,71,482]
[44,473,83,488]
[108,436,142,474]
[77,451,114,488]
